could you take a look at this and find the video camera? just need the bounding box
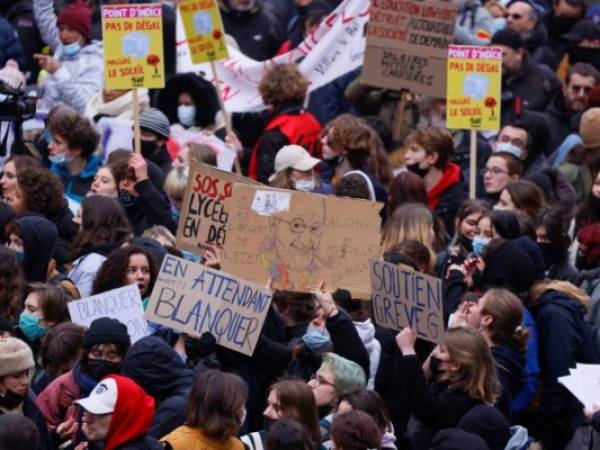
[0,81,37,156]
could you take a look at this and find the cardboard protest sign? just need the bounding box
[67,285,149,343]
[361,0,457,97]
[101,4,165,89]
[145,255,272,355]
[446,45,502,131]
[176,163,256,255]
[222,185,382,297]
[369,259,443,345]
[179,0,228,63]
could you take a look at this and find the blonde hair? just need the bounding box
[530,280,591,310]
[440,327,500,405]
[142,225,176,247]
[381,203,434,252]
[481,288,529,354]
[188,143,217,167]
[164,166,189,200]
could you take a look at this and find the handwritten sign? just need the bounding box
[361,0,457,97]
[369,259,443,345]
[145,255,272,355]
[67,285,149,343]
[179,0,228,63]
[222,184,382,297]
[101,4,165,89]
[176,163,256,256]
[446,45,502,131]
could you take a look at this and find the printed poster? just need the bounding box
[179,0,228,63]
[102,4,165,89]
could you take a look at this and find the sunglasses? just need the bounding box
[507,13,523,19]
[569,84,594,94]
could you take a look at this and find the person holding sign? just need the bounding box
[32,0,104,113]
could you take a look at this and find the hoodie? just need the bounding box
[69,241,124,298]
[121,336,195,438]
[353,319,381,389]
[490,345,526,414]
[428,162,468,236]
[103,375,156,450]
[14,215,58,282]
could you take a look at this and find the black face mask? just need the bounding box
[457,234,473,253]
[549,15,578,34]
[567,46,600,71]
[407,162,429,178]
[0,389,26,410]
[539,242,562,269]
[86,359,122,381]
[133,139,158,158]
[429,356,443,381]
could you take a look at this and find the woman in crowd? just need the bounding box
[37,323,85,392]
[68,195,132,298]
[164,166,189,221]
[87,163,119,197]
[0,155,40,201]
[575,169,600,233]
[482,152,522,204]
[0,246,25,321]
[330,411,381,450]
[497,180,545,219]
[269,145,332,194]
[386,171,428,217]
[172,142,217,169]
[162,369,248,450]
[265,418,315,450]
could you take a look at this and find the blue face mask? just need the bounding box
[62,41,81,58]
[472,236,491,257]
[494,142,523,159]
[19,312,48,342]
[171,204,180,220]
[14,251,25,263]
[302,325,331,353]
[48,152,72,167]
[177,105,196,127]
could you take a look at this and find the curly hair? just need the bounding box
[16,167,66,215]
[92,246,158,296]
[0,246,25,320]
[49,110,100,159]
[70,196,132,259]
[259,63,308,106]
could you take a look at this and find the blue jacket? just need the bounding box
[0,17,25,69]
[512,308,540,412]
[50,154,102,204]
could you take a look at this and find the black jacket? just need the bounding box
[14,215,57,282]
[543,90,581,157]
[3,0,41,82]
[491,344,526,419]
[121,336,195,439]
[123,178,176,236]
[116,435,163,450]
[435,177,468,238]
[0,389,50,450]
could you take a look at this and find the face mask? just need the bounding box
[429,355,443,381]
[0,389,26,410]
[549,16,578,34]
[48,152,72,167]
[13,250,25,263]
[62,41,81,58]
[490,17,506,33]
[494,142,523,159]
[139,139,158,158]
[177,105,196,127]
[294,178,315,192]
[119,190,136,207]
[302,325,332,353]
[539,242,561,269]
[171,204,180,220]
[472,236,491,257]
[86,359,122,381]
[407,162,429,178]
[568,46,600,71]
[19,312,48,342]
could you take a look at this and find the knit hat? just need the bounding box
[458,406,511,450]
[139,108,171,139]
[490,27,523,50]
[580,108,600,149]
[0,337,34,377]
[83,318,131,349]
[481,239,539,295]
[0,60,26,90]
[57,0,92,41]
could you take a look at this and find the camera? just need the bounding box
[0,81,36,122]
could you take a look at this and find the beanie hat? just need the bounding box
[57,0,92,41]
[139,108,171,139]
[580,108,600,149]
[490,27,523,50]
[481,239,539,295]
[83,318,131,349]
[458,405,511,450]
[0,338,34,377]
[0,60,26,90]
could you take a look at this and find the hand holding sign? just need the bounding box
[396,328,418,356]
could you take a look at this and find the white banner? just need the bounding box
[175,0,369,112]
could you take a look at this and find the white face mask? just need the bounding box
[177,105,196,127]
[294,178,315,192]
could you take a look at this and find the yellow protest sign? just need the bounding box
[446,45,502,131]
[179,0,228,63]
[101,4,165,90]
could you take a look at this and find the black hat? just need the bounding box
[458,406,511,450]
[563,20,600,42]
[491,27,523,50]
[332,289,362,313]
[431,429,490,450]
[481,239,539,295]
[83,318,131,348]
[0,315,12,335]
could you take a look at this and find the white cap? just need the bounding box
[269,145,321,182]
[75,378,118,414]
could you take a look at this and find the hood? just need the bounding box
[104,375,156,450]
[523,24,548,52]
[14,215,58,282]
[353,319,376,344]
[491,345,526,396]
[427,162,462,209]
[481,239,539,295]
[534,289,587,318]
[78,241,122,258]
[458,405,510,450]
[4,0,32,19]
[121,336,194,401]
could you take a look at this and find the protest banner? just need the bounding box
[222,184,382,297]
[175,162,255,255]
[145,255,273,355]
[175,0,369,112]
[179,0,228,64]
[445,45,502,198]
[67,285,149,343]
[361,0,457,97]
[369,259,443,345]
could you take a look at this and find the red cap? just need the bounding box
[57,0,92,41]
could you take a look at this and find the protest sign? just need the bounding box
[176,163,256,255]
[169,129,237,171]
[222,184,382,297]
[369,259,443,345]
[179,0,228,64]
[145,255,273,355]
[361,0,457,97]
[67,285,149,343]
[446,45,502,131]
[101,4,165,90]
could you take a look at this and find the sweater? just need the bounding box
[163,426,244,450]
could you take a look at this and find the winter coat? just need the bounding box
[14,215,57,282]
[33,0,104,113]
[453,1,495,46]
[427,163,468,237]
[0,17,26,70]
[4,0,44,82]
[511,308,540,413]
[0,389,49,450]
[69,241,123,298]
[123,178,177,236]
[121,336,195,439]
[116,435,163,450]
[543,91,581,158]
[307,69,360,126]
[491,344,526,419]
[353,319,381,389]
[163,426,244,450]
[51,154,102,204]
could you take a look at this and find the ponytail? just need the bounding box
[482,288,528,354]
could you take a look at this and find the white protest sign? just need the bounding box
[369,259,443,345]
[145,255,273,356]
[67,284,149,343]
[175,0,368,112]
[170,127,237,171]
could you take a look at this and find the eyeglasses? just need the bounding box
[276,217,325,236]
[480,167,510,176]
[309,374,336,388]
[569,84,594,94]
